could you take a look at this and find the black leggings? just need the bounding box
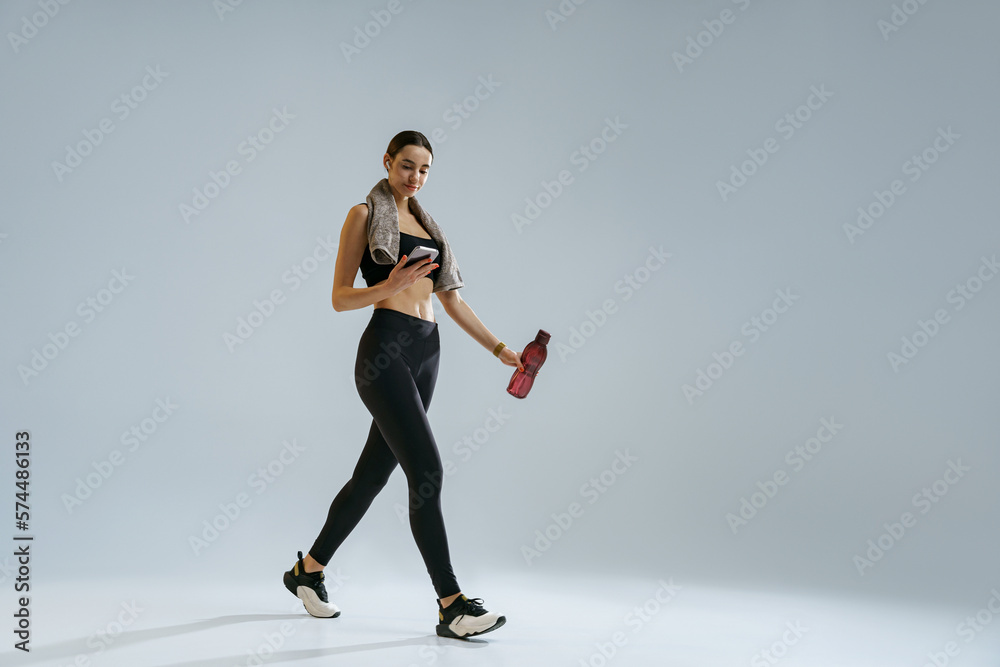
[308,307,460,598]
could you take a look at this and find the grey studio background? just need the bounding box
[2,0,999,651]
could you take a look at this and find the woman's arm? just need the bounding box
[436,289,524,371]
[331,205,435,312]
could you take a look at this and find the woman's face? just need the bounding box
[385,144,432,198]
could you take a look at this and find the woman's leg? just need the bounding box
[307,418,397,567]
[354,319,460,599]
[306,309,459,598]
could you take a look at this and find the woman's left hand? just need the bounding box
[498,346,524,372]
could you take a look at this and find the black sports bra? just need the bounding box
[359,230,441,287]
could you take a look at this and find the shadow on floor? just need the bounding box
[7,612,488,666]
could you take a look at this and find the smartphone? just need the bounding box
[404,245,439,268]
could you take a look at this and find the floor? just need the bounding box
[5,570,998,666]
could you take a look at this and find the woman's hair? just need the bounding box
[385,130,434,167]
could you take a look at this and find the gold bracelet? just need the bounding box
[493,341,506,357]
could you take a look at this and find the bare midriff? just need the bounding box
[373,272,435,322]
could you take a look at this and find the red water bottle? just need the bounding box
[507,329,550,398]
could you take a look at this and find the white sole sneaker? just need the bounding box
[295,585,341,618]
[282,551,341,618]
[436,595,505,638]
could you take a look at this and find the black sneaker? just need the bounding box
[436,594,505,638]
[283,551,340,618]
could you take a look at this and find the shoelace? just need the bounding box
[462,597,487,615]
[305,570,329,602]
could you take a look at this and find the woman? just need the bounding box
[283,130,522,639]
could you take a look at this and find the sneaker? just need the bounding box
[436,594,505,638]
[283,551,340,618]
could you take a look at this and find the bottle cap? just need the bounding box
[535,329,550,345]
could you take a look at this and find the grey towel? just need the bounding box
[365,177,464,292]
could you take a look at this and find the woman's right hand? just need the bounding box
[385,254,439,294]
